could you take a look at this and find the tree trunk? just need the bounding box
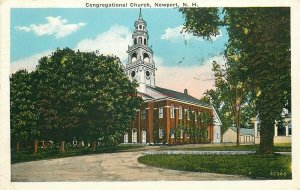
[34,140,38,154]
[60,141,65,153]
[236,108,241,146]
[258,119,274,154]
[16,141,20,151]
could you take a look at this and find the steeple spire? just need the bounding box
[139,8,142,19]
[125,9,156,91]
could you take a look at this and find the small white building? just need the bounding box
[223,127,255,144]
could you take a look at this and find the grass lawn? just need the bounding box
[11,144,143,164]
[159,144,291,152]
[138,154,291,179]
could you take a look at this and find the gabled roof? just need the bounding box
[230,127,254,136]
[147,85,211,108]
[138,92,154,100]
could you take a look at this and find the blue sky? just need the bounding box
[11,8,228,98]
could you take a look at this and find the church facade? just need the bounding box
[123,11,221,145]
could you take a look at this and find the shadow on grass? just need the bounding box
[11,144,143,164]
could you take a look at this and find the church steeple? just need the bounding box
[139,8,142,19]
[125,9,156,93]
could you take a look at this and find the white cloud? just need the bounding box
[10,51,52,74]
[161,25,200,42]
[11,25,132,73]
[75,25,132,63]
[15,16,86,38]
[161,25,222,42]
[155,55,226,98]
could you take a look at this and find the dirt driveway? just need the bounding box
[11,149,251,181]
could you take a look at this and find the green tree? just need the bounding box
[180,8,290,154]
[10,70,39,151]
[33,48,142,151]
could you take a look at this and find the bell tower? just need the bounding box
[125,9,156,93]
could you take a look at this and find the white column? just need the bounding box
[285,123,289,136]
[274,124,278,136]
[254,122,258,137]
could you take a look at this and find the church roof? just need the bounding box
[147,85,211,108]
[138,92,154,100]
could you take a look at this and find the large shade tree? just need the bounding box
[10,69,39,151]
[180,7,290,154]
[32,48,142,151]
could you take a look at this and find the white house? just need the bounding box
[223,127,255,144]
[250,109,291,144]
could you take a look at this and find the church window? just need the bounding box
[131,52,137,62]
[142,109,146,119]
[124,132,128,143]
[159,107,163,118]
[132,128,137,143]
[159,128,164,138]
[143,53,150,63]
[144,38,147,45]
[131,70,136,78]
[170,128,175,138]
[139,25,142,29]
[146,70,150,77]
[180,129,184,139]
[134,38,137,45]
[170,104,174,118]
[139,37,142,44]
[179,106,183,119]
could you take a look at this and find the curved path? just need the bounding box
[11,149,251,181]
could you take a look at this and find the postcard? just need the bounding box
[0,0,299,190]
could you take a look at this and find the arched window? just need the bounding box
[139,37,142,44]
[124,132,128,143]
[139,25,142,29]
[134,38,137,45]
[144,38,147,45]
[132,128,137,143]
[143,53,150,63]
[131,52,137,62]
[142,129,146,144]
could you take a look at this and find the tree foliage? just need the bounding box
[11,48,143,152]
[180,8,290,154]
[10,70,39,150]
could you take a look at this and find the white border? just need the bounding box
[1,0,299,190]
